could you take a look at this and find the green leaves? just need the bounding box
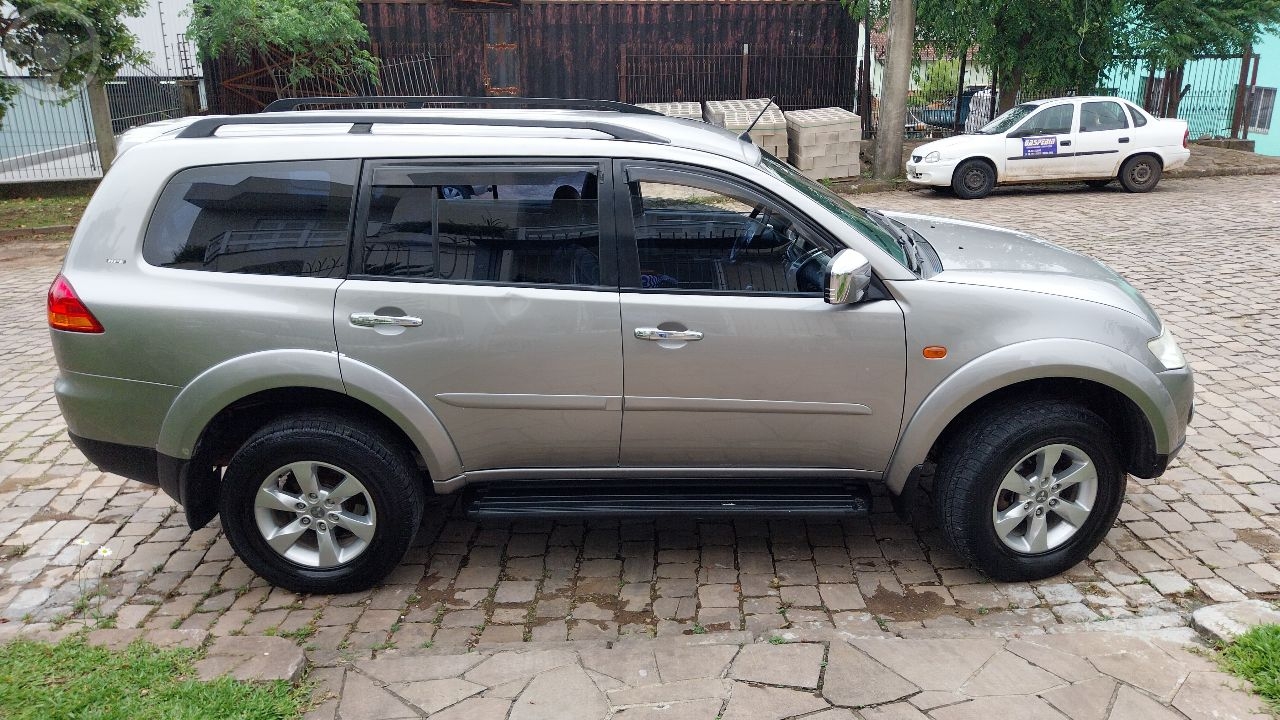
[185,0,379,92]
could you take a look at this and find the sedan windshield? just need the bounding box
[978,104,1038,135]
[757,152,913,271]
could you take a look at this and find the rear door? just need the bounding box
[1002,101,1078,180]
[1074,100,1132,177]
[333,160,623,472]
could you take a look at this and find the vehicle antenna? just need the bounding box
[738,98,776,143]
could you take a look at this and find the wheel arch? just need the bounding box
[157,350,462,528]
[885,339,1176,497]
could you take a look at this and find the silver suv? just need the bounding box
[50,97,1193,593]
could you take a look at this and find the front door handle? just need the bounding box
[1119,137,1130,143]
[350,312,423,328]
[635,327,704,342]
[1060,139,1072,147]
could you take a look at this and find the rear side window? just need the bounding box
[359,165,603,287]
[1080,101,1129,132]
[143,160,358,277]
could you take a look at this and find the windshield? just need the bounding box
[757,153,913,270]
[978,103,1038,135]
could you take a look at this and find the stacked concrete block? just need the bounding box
[634,101,704,121]
[784,107,862,180]
[702,99,789,159]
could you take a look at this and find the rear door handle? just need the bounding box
[350,312,423,328]
[1119,137,1130,143]
[635,327,704,342]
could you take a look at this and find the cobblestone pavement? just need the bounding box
[0,176,1279,686]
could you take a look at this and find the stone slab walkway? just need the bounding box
[297,626,1267,720]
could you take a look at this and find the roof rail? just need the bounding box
[262,95,664,115]
[174,114,670,144]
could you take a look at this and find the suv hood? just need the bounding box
[886,211,1160,328]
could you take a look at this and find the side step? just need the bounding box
[461,479,872,519]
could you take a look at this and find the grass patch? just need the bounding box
[0,636,309,720]
[0,196,89,230]
[1219,624,1280,709]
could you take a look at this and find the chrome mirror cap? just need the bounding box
[825,249,873,305]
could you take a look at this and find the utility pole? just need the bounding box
[873,0,915,179]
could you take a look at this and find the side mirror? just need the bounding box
[825,249,873,305]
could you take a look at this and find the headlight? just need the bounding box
[923,151,941,163]
[1147,328,1186,370]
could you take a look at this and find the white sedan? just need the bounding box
[906,95,1190,199]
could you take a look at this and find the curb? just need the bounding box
[0,225,74,240]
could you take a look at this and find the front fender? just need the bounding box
[884,338,1176,494]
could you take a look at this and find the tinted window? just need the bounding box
[1080,101,1129,132]
[143,161,357,277]
[1124,102,1149,127]
[1017,104,1075,135]
[360,167,602,286]
[627,176,833,294]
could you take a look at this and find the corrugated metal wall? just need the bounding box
[206,0,860,114]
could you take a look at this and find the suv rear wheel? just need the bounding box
[933,401,1123,581]
[219,413,425,593]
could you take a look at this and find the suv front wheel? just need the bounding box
[933,401,1123,581]
[219,413,425,594]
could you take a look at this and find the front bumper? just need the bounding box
[905,159,960,187]
[1157,364,1195,463]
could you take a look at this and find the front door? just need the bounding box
[1073,100,1132,178]
[614,162,907,471]
[334,160,621,472]
[1002,101,1078,181]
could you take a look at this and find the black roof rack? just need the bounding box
[262,95,664,115]
[175,113,669,144]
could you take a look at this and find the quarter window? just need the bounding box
[142,160,358,277]
[1124,102,1149,127]
[359,166,603,286]
[626,176,833,294]
[1080,101,1129,132]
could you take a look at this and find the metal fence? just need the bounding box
[618,46,859,112]
[0,69,197,183]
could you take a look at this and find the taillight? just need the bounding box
[1183,129,1189,149]
[48,274,104,333]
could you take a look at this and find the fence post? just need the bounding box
[1230,44,1252,139]
[178,79,202,116]
[1242,54,1260,141]
[740,43,749,99]
[860,11,873,138]
[952,51,968,133]
[619,46,627,103]
[86,81,117,173]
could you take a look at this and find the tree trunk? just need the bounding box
[996,63,1024,113]
[86,82,116,173]
[873,0,915,180]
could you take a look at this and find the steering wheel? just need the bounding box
[785,236,828,293]
[731,204,770,262]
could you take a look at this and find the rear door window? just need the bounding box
[357,164,608,287]
[1080,101,1130,132]
[142,160,358,277]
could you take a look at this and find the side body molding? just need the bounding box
[156,349,463,485]
[884,339,1177,495]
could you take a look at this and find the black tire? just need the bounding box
[933,401,1124,581]
[1118,154,1162,193]
[951,159,995,199]
[1084,179,1112,189]
[219,413,425,594]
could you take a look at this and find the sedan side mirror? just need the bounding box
[825,249,873,305]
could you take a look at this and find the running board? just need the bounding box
[461,479,873,518]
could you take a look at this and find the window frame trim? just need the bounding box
[348,157,618,289]
[613,159,846,298]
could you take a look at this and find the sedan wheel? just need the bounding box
[1118,155,1162,192]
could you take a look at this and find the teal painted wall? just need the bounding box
[1249,33,1280,156]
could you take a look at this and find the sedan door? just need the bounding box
[1002,102,1078,181]
[1073,100,1132,178]
[614,162,906,472]
[334,161,623,472]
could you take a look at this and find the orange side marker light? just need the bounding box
[923,346,948,359]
